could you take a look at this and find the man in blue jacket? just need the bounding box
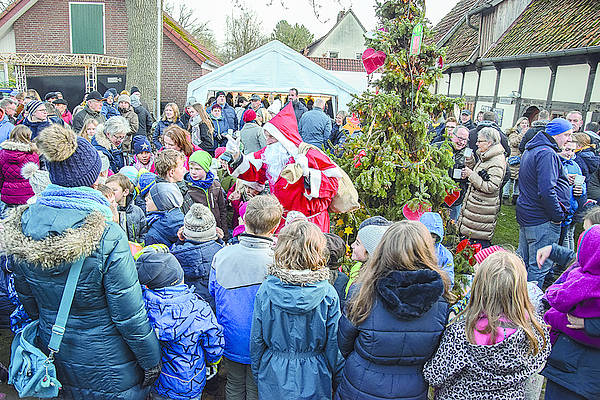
[298,97,332,149]
[516,118,572,288]
[208,91,237,131]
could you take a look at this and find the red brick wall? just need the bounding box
[160,32,204,108]
[14,0,127,57]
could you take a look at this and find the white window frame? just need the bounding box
[328,51,339,59]
[68,1,106,55]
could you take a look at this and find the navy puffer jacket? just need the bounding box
[335,269,449,400]
[145,208,185,247]
[4,204,161,399]
[170,239,224,310]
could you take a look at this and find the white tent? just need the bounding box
[187,40,362,111]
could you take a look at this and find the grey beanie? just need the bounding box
[359,216,392,230]
[149,182,183,211]
[130,93,141,108]
[183,203,217,242]
[358,225,390,255]
[117,94,131,105]
[136,252,184,289]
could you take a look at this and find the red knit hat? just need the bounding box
[215,147,226,159]
[474,245,505,265]
[243,109,256,123]
[263,102,302,154]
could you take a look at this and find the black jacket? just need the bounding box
[468,121,510,157]
[133,105,153,139]
[519,120,548,153]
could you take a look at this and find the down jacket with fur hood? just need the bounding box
[0,141,39,205]
[1,204,161,399]
[458,143,507,241]
[92,127,124,173]
[335,269,449,400]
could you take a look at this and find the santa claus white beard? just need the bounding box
[263,142,291,184]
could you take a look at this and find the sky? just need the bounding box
[173,0,459,45]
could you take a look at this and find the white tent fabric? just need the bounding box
[187,40,362,110]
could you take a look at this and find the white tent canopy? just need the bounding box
[187,40,362,111]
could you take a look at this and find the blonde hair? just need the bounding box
[155,148,185,178]
[573,132,591,148]
[26,89,40,101]
[244,194,283,235]
[106,173,134,193]
[9,125,33,145]
[275,221,328,271]
[513,116,529,131]
[457,251,547,355]
[192,103,214,134]
[79,119,99,141]
[346,221,453,325]
[162,102,180,123]
[584,206,600,225]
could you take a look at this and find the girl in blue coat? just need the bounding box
[336,220,452,400]
[153,103,185,150]
[250,221,344,400]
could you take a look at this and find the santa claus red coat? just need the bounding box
[229,103,340,232]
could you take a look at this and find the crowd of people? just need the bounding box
[0,85,598,400]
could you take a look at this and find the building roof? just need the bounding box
[306,9,366,54]
[443,13,480,64]
[430,0,481,46]
[307,56,364,72]
[162,12,223,67]
[0,0,222,67]
[483,0,600,58]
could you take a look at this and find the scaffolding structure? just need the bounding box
[0,53,128,91]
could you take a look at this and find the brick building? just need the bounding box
[0,0,222,111]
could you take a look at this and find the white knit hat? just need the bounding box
[21,162,50,204]
[183,203,217,242]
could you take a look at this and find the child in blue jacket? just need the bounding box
[420,212,455,286]
[171,204,224,310]
[136,245,224,400]
[144,182,185,247]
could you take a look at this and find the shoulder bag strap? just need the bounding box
[47,256,85,354]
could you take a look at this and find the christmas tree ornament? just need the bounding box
[342,113,362,136]
[443,190,460,207]
[353,149,367,168]
[410,23,423,56]
[362,48,387,75]
[402,201,431,220]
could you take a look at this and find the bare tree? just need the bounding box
[163,1,218,54]
[222,9,268,62]
[125,0,161,114]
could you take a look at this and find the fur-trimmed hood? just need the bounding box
[0,140,35,153]
[266,265,331,314]
[0,205,106,270]
[377,269,444,319]
[92,128,114,151]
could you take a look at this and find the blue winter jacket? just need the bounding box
[143,285,224,400]
[101,102,119,120]
[145,208,185,247]
[420,212,455,285]
[22,117,52,140]
[209,115,229,151]
[561,156,587,226]
[209,233,273,364]
[0,114,14,144]
[171,239,224,310]
[250,268,344,400]
[574,147,600,181]
[516,131,570,226]
[153,119,185,150]
[299,107,332,148]
[6,204,160,399]
[208,102,237,131]
[542,244,600,399]
[91,132,125,173]
[335,270,449,400]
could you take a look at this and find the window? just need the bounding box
[70,2,105,54]
[356,53,362,60]
[328,51,339,59]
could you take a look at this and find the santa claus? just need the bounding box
[224,102,341,232]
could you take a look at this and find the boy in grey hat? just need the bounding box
[144,182,185,247]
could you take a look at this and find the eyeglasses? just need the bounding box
[452,132,468,142]
[476,139,489,143]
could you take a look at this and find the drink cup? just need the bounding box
[464,148,473,158]
[453,169,462,179]
[574,174,586,186]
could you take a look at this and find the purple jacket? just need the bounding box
[545,225,600,348]
[0,141,39,205]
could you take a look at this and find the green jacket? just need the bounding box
[3,204,161,399]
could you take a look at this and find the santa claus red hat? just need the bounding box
[263,102,302,155]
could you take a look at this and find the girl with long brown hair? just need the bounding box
[187,103,214,153]
[250,221,343,400]
[424,251,550,400]
[162,125,199,170]
[335,220,452,400]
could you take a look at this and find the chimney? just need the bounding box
[337,10,345,23]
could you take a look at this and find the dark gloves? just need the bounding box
[478,169,490,181]
[142,363,161,388]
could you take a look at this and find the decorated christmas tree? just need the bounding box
[337,0,463,222]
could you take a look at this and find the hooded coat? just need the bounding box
[143,285,224,400]
[508,129,524,180]
[573,147,600,183]
[1,205,161,399]
[458,143,507,241]
[91,128,125,173]
[424,318,550,400]
[144,208,185,247]
[335,270,449,400]
[250,266,344,400]
[516,131,570,226]
[117,194,147,244]
[420,212,455,284]
[208,101,237,131]
[0,141,39,205]
[101,101,119,120]
[170,239,224,309]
